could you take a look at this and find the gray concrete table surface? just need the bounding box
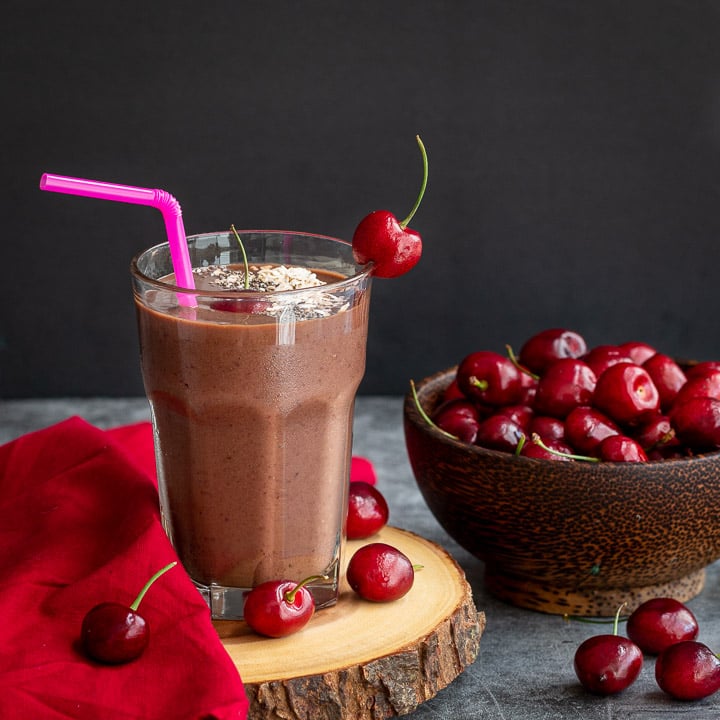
[2,396,720,719]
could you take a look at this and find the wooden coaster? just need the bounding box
[214,526,484,719]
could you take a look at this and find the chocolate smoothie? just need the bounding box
[132,232,372,616]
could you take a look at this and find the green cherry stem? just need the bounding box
[230,224,250,289]
[531,433,600,463]
[284,574,328,604]
[505,344,540,381]
[410,380,458,441]
[400,135,428,228]
[129,561,178,612]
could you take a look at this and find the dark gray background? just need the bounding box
[3,1,720,398]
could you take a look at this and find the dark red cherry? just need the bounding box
[626,598,699,655]
[593,362,660,425]
[655,641,720,701]
[583,345,633,378]
[442,377,466,403]
[520,438,573,461]
[685,361,720,381]
[564,406,620,455]
[456,351,523,407]
[496,404,534,432]
[475,414,525,453]
[347,481,389,540]
[81,561,176,664]
[642,353,687,411]
[528,415,566,444]
[346,543,414,602]
[632,414,678,452]
[243,576,318,638]
[533,358,597,419]
[518,328,587,375]
[618,340,657,365]
[210,296,269,314]
[432,399,480,443]
[673,370,720,408]
[670,396,720,450]
[352,136,427,278]
[574,632,643,695]
[597,435,648,462]
[81,602,149,664]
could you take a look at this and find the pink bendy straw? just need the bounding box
[39,173,196,305]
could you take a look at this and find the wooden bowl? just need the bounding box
[403,366,720,616]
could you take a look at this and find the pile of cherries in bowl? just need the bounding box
[434,328,720,462]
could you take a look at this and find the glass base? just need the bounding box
[195,576,340,620]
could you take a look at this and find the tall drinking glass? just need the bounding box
[131,231,372,619]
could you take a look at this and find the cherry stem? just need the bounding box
[230,224,250,290]
[612,602,627,636]
[130,561,178,612]
[400,135,428,228]
[410,380,458,441]
[469,375,489,392]
[284,574,328,604]
[515,433,527,456]
[531,433,600,463]
[505,344,539,381]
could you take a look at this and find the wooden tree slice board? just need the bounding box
[213,526,485,719]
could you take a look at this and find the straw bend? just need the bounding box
[39,172,196,302]
[153,189,182,217]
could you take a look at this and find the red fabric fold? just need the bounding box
[0,417,249,720]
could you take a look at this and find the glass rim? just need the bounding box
[130,228,374,297]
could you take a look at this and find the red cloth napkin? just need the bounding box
[0,417,249,720]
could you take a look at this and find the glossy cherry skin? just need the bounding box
[593,362,660,425]
[626,598,699,655]
[642,353,687,410]
[352,210,422,278]
[243,579,316,638]
[673,370,720,407]
[346,543,414,602]
[597,435,648,462]
[655,641,720,700]
[521,438,573,461]
[685,361,720,381]
[670,396,720,450]
[564,406,620,455]
[574,634,643,695]
[432,399,480,443]
[528,415,566,443]
[532,358,597,419]
[456,351,523,407]
[583,345,633,378]
[518,328,587,375]
[496,404,534,433]
[347,481,389,540]
[81,602,149,664]
[632,414,678,452]
[475,414,525,453]
[619,340,657,365]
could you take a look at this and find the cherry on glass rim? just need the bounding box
[352,136,427,278]
[80,561,177,664]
